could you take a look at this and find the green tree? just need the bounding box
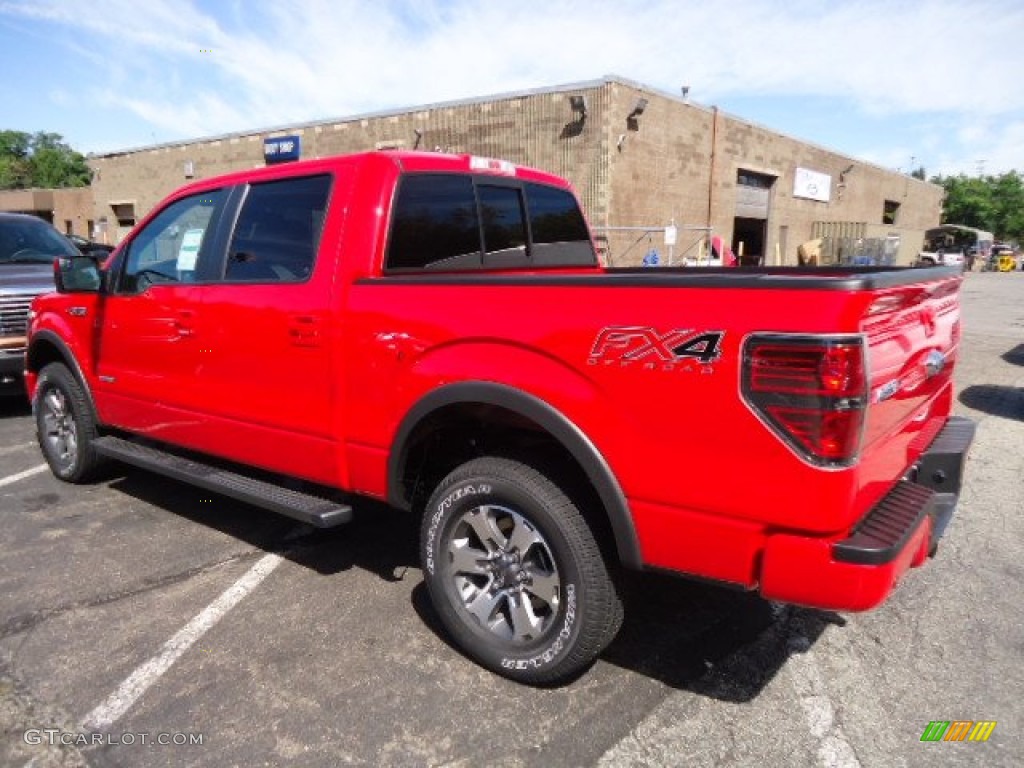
[932,171,1024,242]
[0,130,91,189]
[989,171,1024,243]
[0,130,32,189]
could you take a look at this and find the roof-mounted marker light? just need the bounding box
[469,156,516,176]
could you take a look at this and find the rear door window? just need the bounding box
[225,174,331,282]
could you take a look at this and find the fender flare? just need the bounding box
[27,330,99,417]
[388,381,642,569]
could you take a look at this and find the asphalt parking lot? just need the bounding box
[2,272,1022,768]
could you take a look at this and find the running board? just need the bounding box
[93,435,352,528]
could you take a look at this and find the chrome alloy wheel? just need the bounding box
[446,504,561,643]
[41,386,78,470]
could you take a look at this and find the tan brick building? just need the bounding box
[0,187,94,238]
[87,75,943,265]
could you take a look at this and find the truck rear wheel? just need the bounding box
[421,456,622,685]
[34,362,104,483]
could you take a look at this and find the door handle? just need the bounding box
[288,315,321,347]
[175,309,195,338]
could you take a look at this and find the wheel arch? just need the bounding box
[27,331,97,414]
[388,381,642,570]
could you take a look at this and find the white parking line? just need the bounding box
[0,464,48,488]
[787,640,862,768]
[81,552,284,731]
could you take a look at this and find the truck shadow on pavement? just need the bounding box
[106,471,419,582]
[959,384,1024,422]
[410,569,843,698]
[0,397,31,419]
[599,575,843,698]
[108,470,843,699]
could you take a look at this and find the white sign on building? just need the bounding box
[793,167,832,203]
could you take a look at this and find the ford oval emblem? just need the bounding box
[924,350,945,378]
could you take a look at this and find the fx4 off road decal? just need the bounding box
[588,326,725,371]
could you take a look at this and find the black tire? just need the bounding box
[34,362,104,483]
[421,456,623,685]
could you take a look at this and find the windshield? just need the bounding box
[0,217,80,264]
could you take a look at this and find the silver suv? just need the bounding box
[0,213,79,394]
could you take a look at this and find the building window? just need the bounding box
[883,200,900,225]
[737,170,775,189]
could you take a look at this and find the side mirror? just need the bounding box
[53,255,102,293]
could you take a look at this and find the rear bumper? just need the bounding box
[759,416,976,611]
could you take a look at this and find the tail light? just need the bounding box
[742,335,867,466]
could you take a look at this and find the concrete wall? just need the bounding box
[0,187,94,238]
[87,75,944,263]
[600,80,943,266]
[90,83,613,247]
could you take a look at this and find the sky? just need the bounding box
[1,0,1023,178]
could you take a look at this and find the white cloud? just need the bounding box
[938,118,1024,177]
[3,0,1023,170]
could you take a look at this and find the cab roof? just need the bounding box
[173,151,572,198]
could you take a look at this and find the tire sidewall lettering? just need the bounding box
[500,583,577,671]
[424,482,491,575]
[425,476,581,671]
[420,457,618,683]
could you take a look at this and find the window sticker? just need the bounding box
[176,228,205,271]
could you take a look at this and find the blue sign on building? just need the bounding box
[263,135,301,164]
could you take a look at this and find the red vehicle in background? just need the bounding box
[25,151,974,684]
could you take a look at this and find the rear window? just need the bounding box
[385,173,595,272]
[387,175,481,271]
[479,185,527,268]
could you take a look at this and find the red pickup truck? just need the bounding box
[25,151,974,684]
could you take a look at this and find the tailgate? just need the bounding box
[860,274,962,460]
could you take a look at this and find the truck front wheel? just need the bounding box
[421,456,623,685]
[34,362,104,483]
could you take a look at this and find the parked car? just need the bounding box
[0,213,79,395]
[26,151,974,684]
[67,233,115,257]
